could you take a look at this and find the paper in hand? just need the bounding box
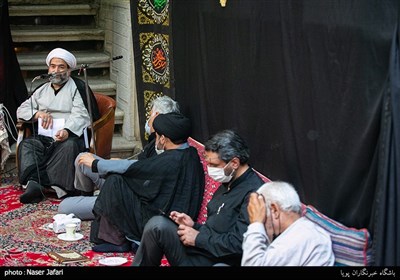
[38,118,65,138]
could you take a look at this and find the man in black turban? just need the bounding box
[90,112,205,253]
[152,112,191,143]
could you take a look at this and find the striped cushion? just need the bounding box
[303,205,374,266]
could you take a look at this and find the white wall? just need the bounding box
[98,0,139,142]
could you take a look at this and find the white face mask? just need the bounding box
[145,111,157,135]
[207,161,234,183]
[155,137,164,155]
[145,119,151,135]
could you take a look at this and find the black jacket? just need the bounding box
[187,167,265,266]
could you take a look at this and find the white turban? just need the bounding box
[46,48,77,69]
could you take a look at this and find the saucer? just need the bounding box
[99,257,128,266]
[57,233,84,242]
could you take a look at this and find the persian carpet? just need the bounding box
[0,185,135,267]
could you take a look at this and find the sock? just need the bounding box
[92,242,131,253]
[125,236,140,254]
[80,191,94,196]
[131,242,139,254]
[63,189,81,198]
[19,181,45,204]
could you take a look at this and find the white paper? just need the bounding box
[38,118,65,138]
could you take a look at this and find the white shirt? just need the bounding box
[241,217,335,266]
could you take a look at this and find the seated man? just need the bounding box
[17,48,99,204]
[241,181,335,266]
[58,95,180,220]
[90,112,205,253]
[132,130,265,266]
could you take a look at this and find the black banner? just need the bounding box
[130,0,174,144]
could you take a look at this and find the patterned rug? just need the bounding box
[0,185,134,267]
[0,138,214,268]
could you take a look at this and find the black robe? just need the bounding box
[137,132,156,160]
[92,146,205,241]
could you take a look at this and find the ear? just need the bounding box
[162,135,169,144]
[231,157,240,169]
[270,203,280,219]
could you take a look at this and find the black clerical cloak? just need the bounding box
[92,146,205,241]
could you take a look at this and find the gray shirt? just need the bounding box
[96,142,190,176]
[241,217,335,266]
[17,78,90,136]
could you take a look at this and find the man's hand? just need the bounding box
[247,192,266,224]
[54,129,69,142]
[36,111,52,130]
[77,152,96,167]
[177,225,199,246]
[169,211,194,227]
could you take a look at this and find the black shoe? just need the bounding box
[19,181,45,204]
[92,242,131,253]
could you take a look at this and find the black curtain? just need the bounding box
[0,0,28,145]
[172,0,399,265]
[372,21,400,265]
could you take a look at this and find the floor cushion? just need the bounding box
[303,205,374,266]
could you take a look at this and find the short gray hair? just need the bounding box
[151,95,180,114]
[257,181,302,215]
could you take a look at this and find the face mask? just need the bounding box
[145,111,157,135]
[145,119,151,135]
[155,137,164,155]
[207,161,234,183]
[49,72,69,85]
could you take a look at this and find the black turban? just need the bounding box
[153,112,191,142]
